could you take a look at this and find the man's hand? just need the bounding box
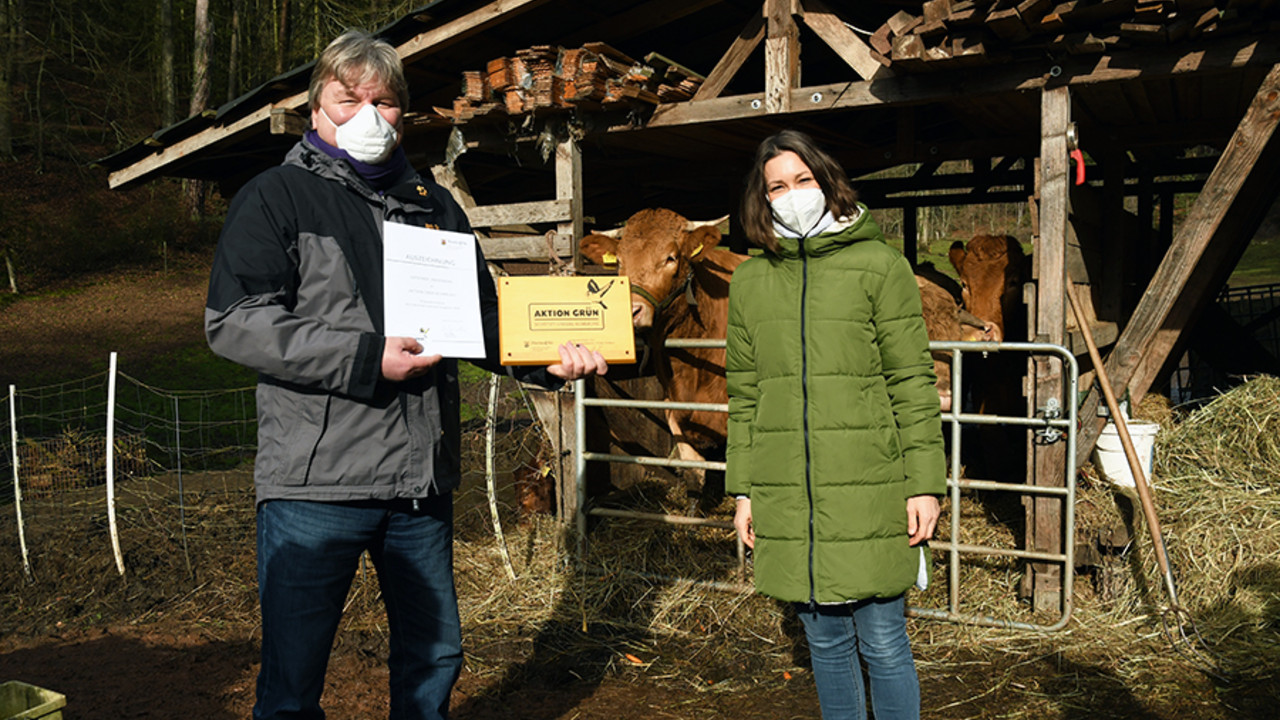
[906,494,940,546]
[382,336,442,382]
[546,342,608,381]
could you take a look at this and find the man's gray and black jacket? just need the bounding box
[206,138,558,505]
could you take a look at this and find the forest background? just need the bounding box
[0,0,433,303]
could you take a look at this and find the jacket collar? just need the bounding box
[284,137,419,204]
[772,203,881,259]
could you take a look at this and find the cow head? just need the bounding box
[949,235,1028,343]
[580,209,724,330]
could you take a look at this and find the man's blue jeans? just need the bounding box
[795,595,920,720]
[254,497,462,720]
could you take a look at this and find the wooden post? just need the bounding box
[764,0,800,114]
[902,204,918,267]
[1027,84,1070,614]
[526,388,578,522]
[556,135,583,270]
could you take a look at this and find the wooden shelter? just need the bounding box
[99,0,1280,614]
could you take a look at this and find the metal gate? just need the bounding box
[915,341,1079,631]
[572,339,1078,630]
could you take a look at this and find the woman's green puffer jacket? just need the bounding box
[726,207,946,604]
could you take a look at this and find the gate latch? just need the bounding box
[1035,397,1064,444]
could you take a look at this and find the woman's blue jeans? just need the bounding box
[795,595,920,720]
[254,497,461,720]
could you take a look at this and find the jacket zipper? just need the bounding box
[800,239,816,608]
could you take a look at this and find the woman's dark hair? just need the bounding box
[740,129,858,252]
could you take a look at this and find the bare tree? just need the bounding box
[275,0,291,76]
[159,0,175,126]
[185,0,211,220]
[227,0,241,102]
[189,0,210,118]
[0,0,15,159]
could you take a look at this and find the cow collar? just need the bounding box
[631,267,697,315]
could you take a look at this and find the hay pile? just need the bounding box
[448,478,800,694]
[1151,376,1280,680]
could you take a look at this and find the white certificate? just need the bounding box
[383,222,486,359]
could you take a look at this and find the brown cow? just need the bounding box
[915,272,993,412]
[580,209,747,493]
[948,234,1030,483]
[949,234,1029,343]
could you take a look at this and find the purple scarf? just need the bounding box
[305,130,410,191]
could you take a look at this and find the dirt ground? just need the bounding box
[2,268,1276,719]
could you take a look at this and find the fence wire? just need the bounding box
[3,368,549,587]
[1170,282,1280,404]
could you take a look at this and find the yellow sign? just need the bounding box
[497,276,636,365]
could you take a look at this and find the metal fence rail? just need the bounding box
[572,338,1079,631]
[1171,281,1280,403]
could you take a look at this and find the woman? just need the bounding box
[726,129,945,720]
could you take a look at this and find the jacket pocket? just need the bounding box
[257,384,330,486]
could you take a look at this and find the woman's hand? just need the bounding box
[906,494,940,546]
[546,342,608,381]
[734,496,755,549]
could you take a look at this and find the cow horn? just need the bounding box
[687,215,729,231]
[592,214,730,239]
[957,309,988,329]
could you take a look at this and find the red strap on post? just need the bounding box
[1069,149,1085,186]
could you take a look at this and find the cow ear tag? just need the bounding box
[602,252,618,265]
[690,244,703,258]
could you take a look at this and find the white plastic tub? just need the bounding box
[1093,420,1159,488]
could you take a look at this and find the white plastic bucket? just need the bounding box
[1092,420,1159,488]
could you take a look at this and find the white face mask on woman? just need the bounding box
[320,103,398,164]
[770,186,829,237]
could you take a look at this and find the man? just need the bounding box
[205,30,606,720]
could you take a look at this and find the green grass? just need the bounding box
[135,344,258,391]
[1229,238,1280,288]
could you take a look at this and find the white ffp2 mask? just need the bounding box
[321,104,398,164]
[770,187,828,237]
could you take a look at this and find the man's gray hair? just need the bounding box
[308,30,409,111]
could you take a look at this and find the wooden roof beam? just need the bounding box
[650,38,1280,130]
[692,8,765,101]
[798,0,893,81]
[109,103,281,189]
[1075,62,1280,465]
[561,0,722,48]
[396,0,555,65]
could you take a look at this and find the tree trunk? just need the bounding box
[0,0,13,158]
[186,0,211,219]
[159,0,175,127]
[33,50,44,170]
[189,0,210,118]
[227,0,241,102]
[275,0,290,76]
